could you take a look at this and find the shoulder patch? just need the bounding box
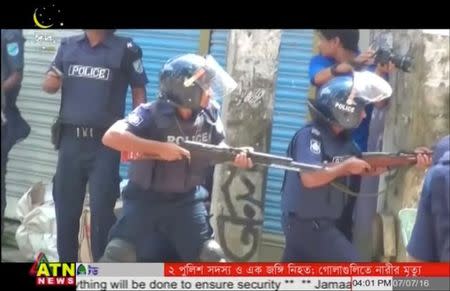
[310,139,321,155]
[6,42,19,56]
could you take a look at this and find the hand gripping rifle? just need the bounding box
[179,140,323,172]
[330,151,433,170]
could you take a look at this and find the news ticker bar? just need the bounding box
[73,262,450,277]
[75,276,450,291]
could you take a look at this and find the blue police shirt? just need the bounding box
[51,33,148,128]
[281,122,360,219]
[124,99,225,195]
[1,29,25,106]
[407,151,450,261]
[309,54,383,152]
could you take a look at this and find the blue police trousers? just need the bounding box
[336,176,361,242]
[282,213,360,262]
[108,184,212,261]
[52,127,120,262]
[1,104,30,237]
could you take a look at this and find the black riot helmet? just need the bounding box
[159,54,237,110]
[309,71,393,129]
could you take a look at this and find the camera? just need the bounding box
[374,48,413,73]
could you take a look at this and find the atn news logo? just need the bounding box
[29,253,76,286]
[29,253,100,286]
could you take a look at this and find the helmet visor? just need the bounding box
[183,55,238,100]
[351,71,393,105]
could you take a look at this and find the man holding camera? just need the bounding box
[309,30,378,151]
[309,30,411,152]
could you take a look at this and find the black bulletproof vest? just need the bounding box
[128,102,218,194]
[282,122,361,219]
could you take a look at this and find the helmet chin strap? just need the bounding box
[158,94,199,110]
[307,99,333,125]
[158,94,177,107]
[307,100,356,136]
[159,94,204,121]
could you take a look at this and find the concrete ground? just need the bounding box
[1,219,29,262]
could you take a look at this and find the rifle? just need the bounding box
[330,151,433,170]
[120,140,323,172]
[121,140,432,172]
[120,151,159,162]
[120,141,432,197]
[180,140,323,172]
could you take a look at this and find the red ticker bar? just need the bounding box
[164,262,450,277]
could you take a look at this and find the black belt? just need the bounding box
[148,187,197,200]
[285,212,336,229]
[63,124,108,139]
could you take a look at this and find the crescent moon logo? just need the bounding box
[33,8,53,29]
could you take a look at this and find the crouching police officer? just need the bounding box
[281,71,394,261]
[99,53,253,262]
[42,30,148,262]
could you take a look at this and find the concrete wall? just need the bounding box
[359,29,371,51]
[374,29,449,260]
[210,30,282,262]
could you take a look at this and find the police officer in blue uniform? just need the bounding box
[1,29,30,237]
[281,71,393,261]
[42,30,148,262]
[309,29,395,241]
[99,54,253,262]
[407,135,450,262]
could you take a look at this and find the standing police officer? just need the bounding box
[42,29,148,262]
[99,54,253,262]
[281,71,393,261]
[408,135,450,262]
[1,29,30,237]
